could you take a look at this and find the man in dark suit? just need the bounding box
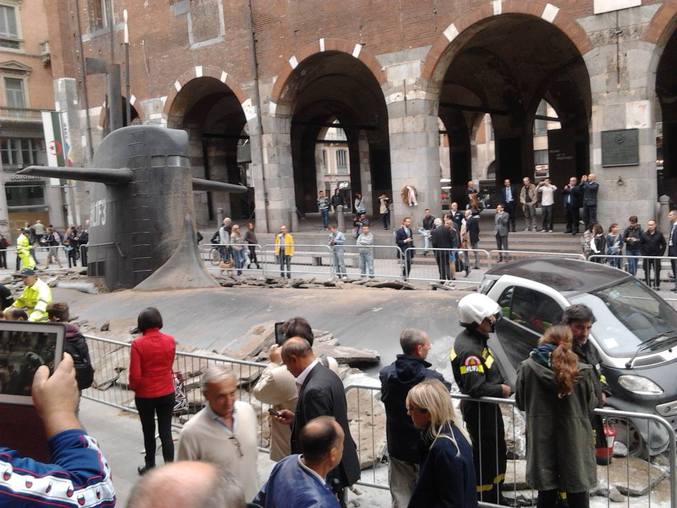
[431,218,458,281]
[395,217,415,279]
[277,337,360,506]
[669,209,677,292]
[581,173,599,229]
[562,176,582,235]
[500,179,517,232]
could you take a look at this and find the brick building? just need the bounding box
[46,0,677,232]
[0,0,66,239]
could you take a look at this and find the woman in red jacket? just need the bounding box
[129,307,176,475]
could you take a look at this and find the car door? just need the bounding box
[493,285,564,384]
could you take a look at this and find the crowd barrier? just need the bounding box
[490,249,585,264]
[82,335,676,505]
[405,247,491,286]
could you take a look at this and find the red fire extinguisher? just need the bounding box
[595,421,616,465]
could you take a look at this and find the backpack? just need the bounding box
[64,333,95,390]
[210,230,220,244]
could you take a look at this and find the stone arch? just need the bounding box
[269,38,387,115]
[421,1,593,85]
[644,2,677,46]
[162,65,250,122]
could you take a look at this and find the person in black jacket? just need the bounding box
[500,179,517,232]
[581,174,599,229]
[0,283,14,311]
[431,218,458,282]
[466,208,481,269]
[379,329,450,507]
[640,219,667,289]
[277,337,360,507]
[451,294,512,505]
[330,188,345,213]
[395,217,415,279]
[668,209,677,292]
[562,176,582,235]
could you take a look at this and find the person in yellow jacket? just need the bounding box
[273,225,294,279]
[4,268,52,322]
[16,229,36,270]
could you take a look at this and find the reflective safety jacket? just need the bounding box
[11,278,52,322]
[16,233,31,256]
[450,328,505,399]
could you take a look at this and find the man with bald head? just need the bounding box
[276,338,360,506]
[254,416,344,507]
[177,366,258,500]
[127,462,247,508]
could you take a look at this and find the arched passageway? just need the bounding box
[279,52,391,218]
[656,26,677,204]
[167,77,251,224]
[434,14,591,217]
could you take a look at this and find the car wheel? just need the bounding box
[606,417,648,457]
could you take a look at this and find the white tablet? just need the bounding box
[0,321,65,405]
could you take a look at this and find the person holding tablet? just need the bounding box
[0,353,116,506]
[3,269,52,322]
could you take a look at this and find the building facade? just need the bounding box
[0,0,66,239]
[46,0,677,231]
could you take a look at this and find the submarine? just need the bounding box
[18,125,245,291]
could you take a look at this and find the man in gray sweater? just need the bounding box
[356,224,375,278]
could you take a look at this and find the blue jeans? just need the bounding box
[626,247,640,276]
[320,209,329,228]
[233,249,245,275]
[359,251,374,277]
[332,248,346,277]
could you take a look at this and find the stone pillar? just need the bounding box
[658,195,670,235]
[204,139,231,221]
[187,126,210,227]
[386,88,440,229]
[53,78,87,227]
[260,114,295,232]
[0,171,10,239]
[582,5,661,227]
[358,132,373,216]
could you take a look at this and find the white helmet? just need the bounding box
[458,293,501,326]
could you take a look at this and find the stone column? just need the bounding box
[385,86,440,229]
[582,5,661,227]
[53,78,87,227]
[187,126,210,227]
[358,132,373,216]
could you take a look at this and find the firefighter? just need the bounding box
[16,228,36,270]
[451,293,511,505]
[4,268,52,322]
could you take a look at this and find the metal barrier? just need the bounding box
[335,244,404,280]
[405,247,492,286]
[260,243,334,279]
[343,384,676,506]
[490,249,585,265]
[199,242,265,277]
[82,334,272,450]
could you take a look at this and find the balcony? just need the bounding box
[0,107,47,126]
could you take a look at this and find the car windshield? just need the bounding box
[571,279,677,357]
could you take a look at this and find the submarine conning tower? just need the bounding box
[19,125,246,291]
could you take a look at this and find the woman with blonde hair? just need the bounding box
[516,325,597,508]
[406,379,477,507]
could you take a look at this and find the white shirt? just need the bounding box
[295,358,319,392]
[538,184,557,206]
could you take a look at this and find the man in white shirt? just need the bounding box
[177,366,258,500]
[537,178,557,232]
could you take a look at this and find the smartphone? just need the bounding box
[268,407,281,418]
[274,321,286,346]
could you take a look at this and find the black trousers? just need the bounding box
[248,245,259,266]
[0,250,6,269]
[80,245,88,267]
[462,401,507,504]
[644,258,661,287]
[584,205,597,229]
[566,204,579,233]
[538,490,589,508]
[434,250,451,280]
[67,249,78,268]
[504,202,516,231]
[135,392,175,467]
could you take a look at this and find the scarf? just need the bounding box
[530,343,557,368]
